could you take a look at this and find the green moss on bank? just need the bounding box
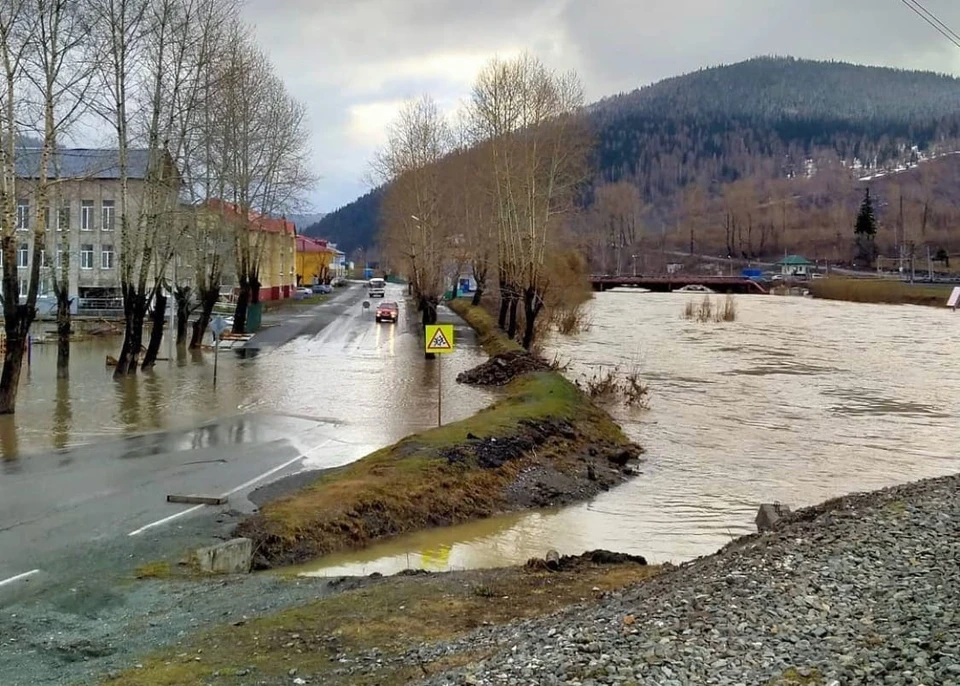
[235,300,638,569]
[809,278,953,307]
[448,298,523,356]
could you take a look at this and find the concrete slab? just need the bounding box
[194,538,252,574]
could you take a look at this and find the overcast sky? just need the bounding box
[241,0,960,214]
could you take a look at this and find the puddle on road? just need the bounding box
[0,285,497,460]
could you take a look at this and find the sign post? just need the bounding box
[424,323,455,426]
[209,315,228,387]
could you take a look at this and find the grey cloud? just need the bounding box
[243,0,960,212]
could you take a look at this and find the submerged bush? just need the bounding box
[682,294,737,323]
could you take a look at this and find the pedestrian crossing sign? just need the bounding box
[425,324,455,353]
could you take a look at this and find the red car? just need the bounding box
[375,301,399,323]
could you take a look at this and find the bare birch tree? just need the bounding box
[0,0,36,414]
[375,95,450,349]
[206,28,312,334]
[470,53,591,348]
[25,0,96,379]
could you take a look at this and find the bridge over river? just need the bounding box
[591,275,770,294]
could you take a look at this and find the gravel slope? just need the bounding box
[417,473,960,686]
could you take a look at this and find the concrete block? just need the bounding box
[194,538,252,574]
[756,503,791,532]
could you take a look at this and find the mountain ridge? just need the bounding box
[305,56,960,257]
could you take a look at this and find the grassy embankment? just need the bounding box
[235,300,639,569]
[105,559,658,686]
[809,278,954,307]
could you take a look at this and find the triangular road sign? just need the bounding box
[429,328,451,350]
[425,324,454,353]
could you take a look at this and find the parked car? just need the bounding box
[331,277,346,287]
[375,301,399,323]
[295,286,312,298]
[312,283,333,294]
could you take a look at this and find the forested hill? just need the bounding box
[305,56,960,254]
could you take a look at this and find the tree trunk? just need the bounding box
[421,295,438,359]
[141,291,167,370]
[507,293,519,340]
[521,286,543,350]
[232,278,250,334]
[497,279,510,329]
[190,287,219,349]
[174,287,190,348]
[114,284,147,377]
[0,321,29,416]
[471,286,484,307]
[56,293,71,379]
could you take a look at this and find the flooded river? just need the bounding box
[0,285,496,461]
[302,293,960,576]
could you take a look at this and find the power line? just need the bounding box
[900,0,960,50]
[904,0,960,44]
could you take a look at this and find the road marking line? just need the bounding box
[127,438,333,537]
[0,569,40,588]
[127,504,205,537]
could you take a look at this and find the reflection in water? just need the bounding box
[53,378,71,450]
[0,418,19,470]
[300,294,960,574]
[2,291,495,459]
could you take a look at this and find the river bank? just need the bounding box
[235,301,641,568]
[809,277,954,307]
[104,472,960,685]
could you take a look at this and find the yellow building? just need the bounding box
[295,234,335,286]
[204,199,297,300]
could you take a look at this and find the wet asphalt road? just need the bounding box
[0,281,468,604]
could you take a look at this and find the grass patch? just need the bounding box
[133,561,172,580]
[102,562,658,686]
[235,299,638,569]
[449,298,523,356]
[809,278,953,307]
[237,371,634,568]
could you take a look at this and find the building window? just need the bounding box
[44,206,51,230]
[17,243,29,268]
[102,200,115,231]
[40,249,47,268]
[55,244,68,269]
[16,200,29,230]
[81,200,94,231]
[58,205,70,232]
[80,244,94,270]
[101,244,115,270]
[19,279,27,298]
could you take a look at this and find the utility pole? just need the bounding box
[928,245,933,281]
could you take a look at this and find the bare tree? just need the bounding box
[375,95,450,348]
[470,53,591,348]
[204,28,311,334]
[24,0,96,379]
[0,0,37,414]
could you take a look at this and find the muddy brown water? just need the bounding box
[299,292,960,577]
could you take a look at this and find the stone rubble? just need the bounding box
[402,474,960,685]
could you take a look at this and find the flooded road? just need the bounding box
[0,283,496,461]
[302,293,960,577]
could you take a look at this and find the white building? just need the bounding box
[11,148,177,316]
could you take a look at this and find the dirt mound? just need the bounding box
[525,549,648,571]
[456,350,552,386]
[440,418,577,469]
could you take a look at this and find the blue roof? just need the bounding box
[14,148,152,180]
